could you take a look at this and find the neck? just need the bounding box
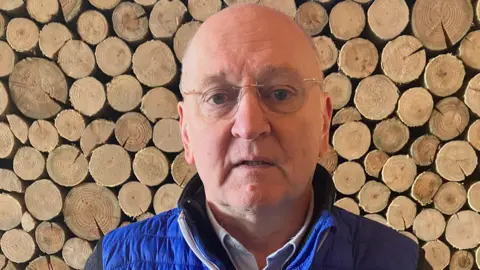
[207,188,312,269]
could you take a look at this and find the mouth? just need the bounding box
[235,160,274,167]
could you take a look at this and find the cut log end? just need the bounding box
[0,168,25,193]
[114,112,152,152]
[386,196,417,230]
[445,210,480,250]
[332,107,362,126]
[153,183,183,214]
[95,37,132,77]
[468,182,480,212]
[58,0,83,22]
[112,2,148,43]
[54,109,85,142]
[39,23,72,60]
[133,146,169,187]
[382,155,417,193]
[27,256,69,270]
[141,87,179,122]
[450,250,474,270]
[339,38,378,79]
[118,181,152,218]
[373,118,409,154]
[88,0,120,10]
[411,171,442,206]
[149,0,187,40]
[367,0,409,41]
[332,161,365,195]
[295,1,328,36]
[422,240,451,270]
[58,40,95,79]
[0,193,23,231]
[429,97,469,141]
[424,54,465,97]
[173,21,201,63]
[413,208,446,242]
[25,179,63,221]
[89,144,131,187]
[80,119,115,156]
[153,118,184,153]
[77,10,109,46]
[188,0,222,22]
[13,146,45,181]
[172,151,197,188]
[62,237,92,270]
[26,0,59,24]
[6,18,39,53]
[397,87,433,127]
[435,140,477,182]
[323,72,351,109]
[0,122,16,159]
[21,211,37,233]
[70,77,106,117]
[459,30,480,71]
[107,75,142,113]
[329,1,365,41]
[0,229,36,263]
[133,40,177,87]
[358,180,390,214]
[434,182,467,215]
[46,145,88,187]
[313,36,338,72]
[464,74,480,118]
[334,197,360,215]
[332,121,371,161]
[0,41,16,77]
[354,75,398,121]
[410,135,440,167]
[28,120,59,153]
[364,150,389,178]
[35,221,66,255]
[317,144,338,175]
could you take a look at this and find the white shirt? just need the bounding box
[206,190,314,270]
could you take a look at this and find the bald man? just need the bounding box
[85,4,426,270]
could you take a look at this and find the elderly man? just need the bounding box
[86,4,425,270]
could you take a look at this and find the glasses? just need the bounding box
[181,78,322,119]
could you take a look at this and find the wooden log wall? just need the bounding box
[0,0,479,269]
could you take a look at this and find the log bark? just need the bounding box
[0,193,24,231]
[107,75,143,112]
[354,75,398,121]
[88,0,120,10]
[115,112,152,152]
[173,21,201,63]
[153,183,183,214]
[54,109,85,142]
[133,146,170,187]
[58,40,96,79]
[153,119,183,153]
[26,255,69,270]
[172,151,197,188]
[429,97,469,141]
[80,119,115,156]
[435,140,477,182]
[26,0,59,24]
[9,58,67,119]
[468,182,480,212]
[295,1,328,37]
[363,150,389,178]
[373,118,409,154]
[424,54,465,97]
[412,0,473,51]
[61,237,92,270]
[332,161,365,195]
[396,87,433,127]
[0,11,7,39]
[95,37,132,77]
[0,122,17,159]
[6,18,39,53]
[39,23,72,60]
[89,144,131,187]
[118,181,152,218]
[329,1,365,41]
[46,145,88,187]
[141,87,179,122]
[317,144,338,175]
[58,0,82,23]
[0,41,16,77]
[413,208,446,241]
[367,0,409,41]
[357,180,390,213]
[13,146,45,181]
[332,121,371,161]
[133,40,177,87]
[25,179,64,221]
[323,72,351,110]
[69,77,106,117]
[312,36,338,71]
[77,10,109,46]
[458,30,480,71]
[411,171,442,206]
[0,80,9,118]
[410,134,440,167]
[386,196,417,230]
[434,182,467,215]
[449,250,474,270]
[112,2,149,44]
[422,240,450,270]
[339,38,378,79]
[333,197,360,215]
[0,169,24,193]
[382,155,417,193]
[332,107,362,126]
[0,229,36,263]
[188,0,222,22]
[63,183,121,241]
[35,221,66,255]
[464,73,480,117]
[445,210,480,250]
[28,120,59,153]
[149,0,187,40]
[21,212,37,233]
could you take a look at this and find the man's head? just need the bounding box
[177,4,332,211]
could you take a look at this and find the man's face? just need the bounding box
[178,6,332,211]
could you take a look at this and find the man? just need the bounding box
[86,4,425,270]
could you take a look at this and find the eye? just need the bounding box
[269,87,295,101]
[209,93,228,105]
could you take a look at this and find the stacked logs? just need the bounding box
[0,0,479,269]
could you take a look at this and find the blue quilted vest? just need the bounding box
[99,165,420,270]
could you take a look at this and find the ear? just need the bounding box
[319,95,333,158]
[178,101,195,165]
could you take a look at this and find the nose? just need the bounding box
[231,89,271,140]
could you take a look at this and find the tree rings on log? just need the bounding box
[107,75,143,112]
[423,240,451,270]
[332,161,365,195]
[434,182,467,215]
[323,73,351,110]
[413,208,446,241]
[0,193,23,230]
[57,40,96,79]
[188,0,221,22]
[459,31,480,71]
[88,0,120,10]
[70,77,106,117]
[468,182,480,212]
[367,0,409,41]
[435,140,477,182]
[358,180,390,213]
[339,38,378,79]
[25,179,63,221]
[58,0,82,23]
[386,196,417,230]
[172,151,197,188]
[47,145,88,187]
[54,109,85,142]
[364,150,389,178]
[63,183,121,241]
[62,237,92,269]
[332,107,362,126]
[13,146,45,181]
[354,75,398,120]
[173,21,201,63]
[312,36,338,72]
[429,97,469,141]
[0,168,24,193]
[77,10,109,46]
[153,183,183,214]
[6,18,39,53]
[257,0,296,19]
[95,37,131,77]
[80,119,115,156]
[329,1,365,41]
[133,146,169,187]
[364,214,388,226]
[35,221,65,254]
[411,171,442,206]
[28,120,59,153]
[382,155,417,193]
[0,229,36,263]
[112,2,148,43]
[450,250,475,270]
[373,118,409,154]
[141,87,179,122]
[334,197,360,215]
[464,74,480,117]
[295,1,328,37]
[0,41,16,77]
[153,118,183,153]
[26,0,59,24]
[424,54,465,97]
[39,23,72,60]
[133,40,177,87]
[0,0,24,14]
[89,144,131,187]
[21,212,36,233]
[115,112,152,152]
[397,88,433,127]
[445,210,480,250]
[149,0,187,40]
[6,114,28,144]
[332,121,371,161]
[317,144,338,175]
[26,255,69,270]
[412,0,473,51]
[9,58,67,119]
[118,181,152,218]
[0,122,16,159]
[410,135,440,167]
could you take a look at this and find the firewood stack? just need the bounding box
[0,0,479,269]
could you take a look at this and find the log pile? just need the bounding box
[0,0,479,269]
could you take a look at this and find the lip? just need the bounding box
[232,156,276,167]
